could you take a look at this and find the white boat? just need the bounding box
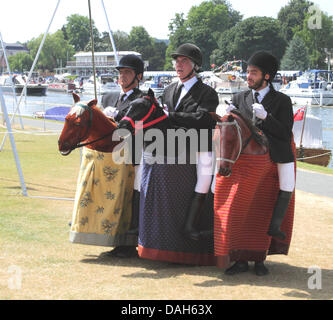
[82,74,120,95]
[47,74,77,93]
[280,70,333,106]
[140,71,177,98]
[208,60,248,96]
[0,74,48,96]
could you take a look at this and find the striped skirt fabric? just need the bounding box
[138,153,216,265]
[214,152,295,268]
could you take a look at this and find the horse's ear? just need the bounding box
[147,88,155,98]
[72,92,80,103]
[88,99,98,107]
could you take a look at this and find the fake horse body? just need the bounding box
[58,93,136,247]
[118,89,216,265]
[213,110,295,268]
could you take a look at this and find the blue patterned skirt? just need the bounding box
[138,152,215,265]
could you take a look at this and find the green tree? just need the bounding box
[278,0,313,42]
[148,41,168,70]
[128,26,154,60]
[280,34,310,70]
[85,30,131,52]
[214,17,287,66]
[112,31,131,51]
[166,0,242,70]
[8,52,33,73]
[298,9,333,68]
[64,14,100,52]
[165,13,191,70]
[27,30,74,71]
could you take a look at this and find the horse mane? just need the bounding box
[70,103,87,117]
[230,109,268,147]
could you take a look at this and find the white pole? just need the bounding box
[0,86,28,196]
[101,0,119,65]
[0,32,24,130]
[0,0,61,150]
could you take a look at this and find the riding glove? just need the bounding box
[252,103,267,120]
[162,104,169,116]
[226,103,236,113]
[103,106,119,118]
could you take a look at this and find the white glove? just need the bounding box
[162,104,169,116]
[103,106,118,118]
[226,103,236,113]
[252,103,267,120]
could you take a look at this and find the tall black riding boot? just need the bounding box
[267,190,293,240]
[183,192,207,241]
[127,190,140,236]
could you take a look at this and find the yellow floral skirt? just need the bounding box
[70,147,136,247]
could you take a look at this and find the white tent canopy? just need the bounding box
[293,114,324,149]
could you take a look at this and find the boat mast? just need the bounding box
[88,0,97,100]
[101,0,119,66]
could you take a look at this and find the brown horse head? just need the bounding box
[58,93,117,155]
[214,110,268,177]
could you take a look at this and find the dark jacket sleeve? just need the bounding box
[262,93,294,142]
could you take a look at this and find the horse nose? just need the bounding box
[58,140,70,150]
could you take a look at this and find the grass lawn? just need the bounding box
[0,125,332,300]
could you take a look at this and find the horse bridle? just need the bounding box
[69,103,115,151]
[216,118,255,164]
[121,96,167,133]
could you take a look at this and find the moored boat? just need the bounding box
[280,70,333,106]
[47,80,76,93]
[210,60,248,96]
[82,74,120,95]
[139,71,177,98]
[0,74,48,96]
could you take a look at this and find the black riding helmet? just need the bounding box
[247,51,279,82]
[116,54,144,88]
[171,43,202,81]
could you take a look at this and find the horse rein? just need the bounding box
[216,118,255,164]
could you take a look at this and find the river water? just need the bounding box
[2,90,333,168]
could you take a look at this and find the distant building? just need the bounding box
[0,42,29,72]
[55,51,146,76]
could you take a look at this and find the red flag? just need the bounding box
[294,107,306,121]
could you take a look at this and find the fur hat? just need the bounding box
[247,51,279,81]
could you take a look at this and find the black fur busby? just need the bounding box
[247,51,279,81]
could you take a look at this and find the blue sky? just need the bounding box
[1,0,332,43]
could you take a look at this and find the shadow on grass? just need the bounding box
[81,253,332,300]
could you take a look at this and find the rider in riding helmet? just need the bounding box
[160,43,218,244]
[227,50,295,276]
[102,54,145,258]
[103,54,144,122]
